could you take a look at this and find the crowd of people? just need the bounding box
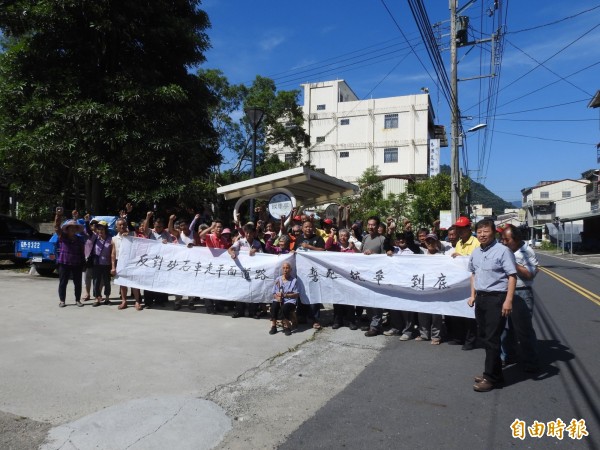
[53,203,540,392]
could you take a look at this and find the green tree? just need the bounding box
[338,167,411,223]
[197,72,309,220]
[0,0,219,218]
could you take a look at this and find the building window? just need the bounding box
[316,104,326,110]
[316,136,325,143]
[540,191,549,199]
[562,191,571,198]
[340,118,350,125]
[384,114,398,129]
[384,148,398,163]
[339,151,349,158]
[284,153,294,164]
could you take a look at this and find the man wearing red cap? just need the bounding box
[316,218,335,240]
[448,216,480,350]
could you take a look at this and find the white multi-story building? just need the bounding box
[271,80,445,196]
[521,179,589,226]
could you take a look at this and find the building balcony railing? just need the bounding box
[586,183,599,202]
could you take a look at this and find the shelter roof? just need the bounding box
[216,166,358,205]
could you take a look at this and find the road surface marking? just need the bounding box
[539,267,600,307]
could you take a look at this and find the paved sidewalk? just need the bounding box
[0,271,320,449]
[536,250,600,268]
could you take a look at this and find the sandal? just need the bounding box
[431,339,441,345]
[312,322,322,330]
[135,302,143,311]
[118,302,128,310]
[415,336,429,341]
[82,296,91,302]
[92,301,101,307]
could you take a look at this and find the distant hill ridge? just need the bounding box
[440,165,514,215]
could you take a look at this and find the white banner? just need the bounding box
[295,251,473,317]
[115,237,294,303]
[115,238,475,317]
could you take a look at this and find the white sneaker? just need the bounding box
[383,330,400,336]
[399,334,411,341]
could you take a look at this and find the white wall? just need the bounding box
[272,80,433,193]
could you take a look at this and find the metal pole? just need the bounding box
[569,221,573,255]
[249,129,257,221]
[450,0,460,223]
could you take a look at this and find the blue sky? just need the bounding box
[200,0,600,203]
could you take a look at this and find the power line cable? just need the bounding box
[274,47,420,90]
[493,98,589,116]
[493,129,596,146]
[269,37,423,84]
[494,59,600,110]
[464,22,600,113]
[507,4,600,35]
[505,39,593,97]
[380,0,447,105]
[495,118,597,122]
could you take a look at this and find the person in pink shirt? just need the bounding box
[199,220,232,249]
[198,219,231,313]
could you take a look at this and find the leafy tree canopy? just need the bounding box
[198,70,310,221]
[0,0,219,218]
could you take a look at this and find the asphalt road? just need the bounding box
[1,250,598,449]
[282,252,600,450]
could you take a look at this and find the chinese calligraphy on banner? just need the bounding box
[115,237,474,318]
[295,251,474,318]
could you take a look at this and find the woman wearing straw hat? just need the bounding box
[54,207,86,308]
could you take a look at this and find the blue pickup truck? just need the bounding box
[13,215,118,276]
[14,240,58,276]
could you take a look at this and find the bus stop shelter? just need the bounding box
[216,166,359,222]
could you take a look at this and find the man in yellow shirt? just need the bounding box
[453,216,481,256]
[448,216,481,350]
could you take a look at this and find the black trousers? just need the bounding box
[445,316,478,345]
[235,302,259,316]
[332,304,356,325]
[475,292,507,383]
[92,265,111,298]
[58,264,83,302]
[144,290,168,306]
[271,301,295,321]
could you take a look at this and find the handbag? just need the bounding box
[86,237,97,269]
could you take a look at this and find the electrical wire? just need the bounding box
[464,22,600,113]
[493,99,589,116]
[493,129,596,146]
[505,39,593,97]
[494,59,600,110]
[381,0,448,105]
[506,4,600,35]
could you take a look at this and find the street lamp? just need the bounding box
[467,123,487,133]
[244,106,265,220]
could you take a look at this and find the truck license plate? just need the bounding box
[32,257,42,263]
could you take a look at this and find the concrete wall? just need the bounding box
[272,80,433,192]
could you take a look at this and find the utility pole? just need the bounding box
[450,0,460,223]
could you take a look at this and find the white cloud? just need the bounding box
[260,33,286,52]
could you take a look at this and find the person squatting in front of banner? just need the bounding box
[269,261,299,336]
